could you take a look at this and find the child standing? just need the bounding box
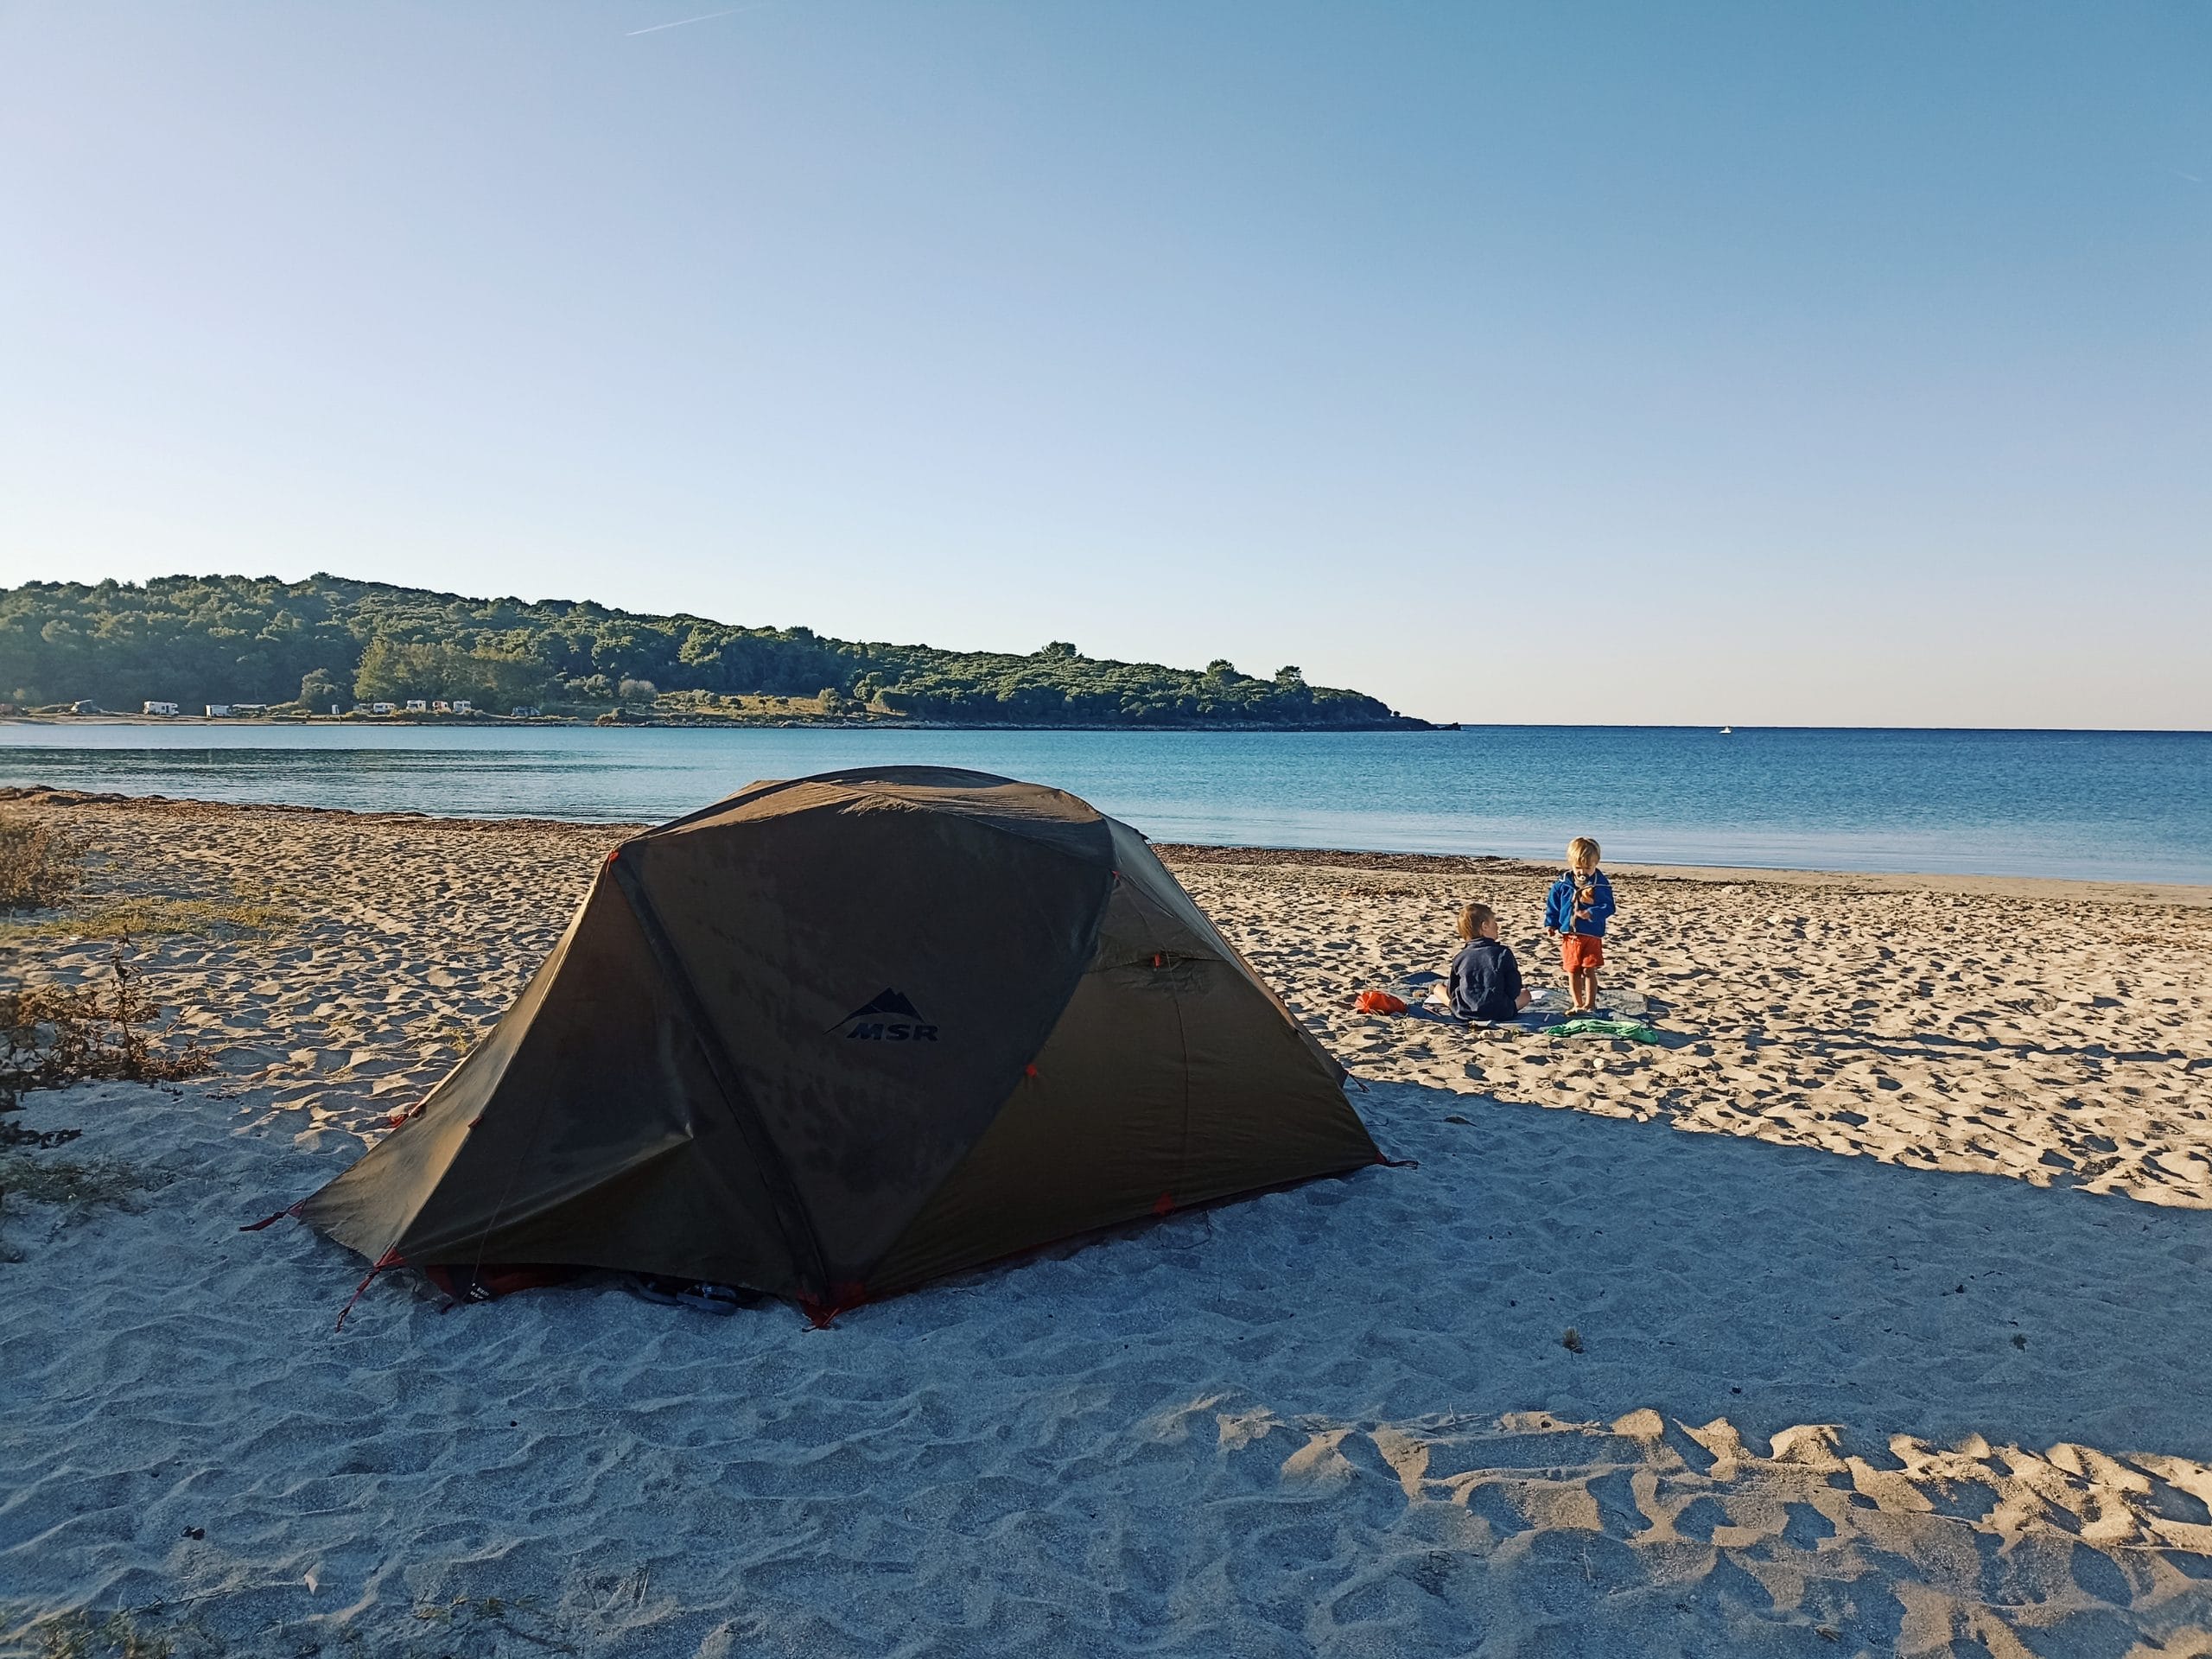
[1447,902,1531,1021]
[1544,836,1616,1014]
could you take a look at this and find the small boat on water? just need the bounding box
[1719,725,1734,734]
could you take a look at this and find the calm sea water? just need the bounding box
[2,723,2207,883]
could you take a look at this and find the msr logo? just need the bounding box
[831,988,939,1043]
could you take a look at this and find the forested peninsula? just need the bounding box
[0,575,1428,729]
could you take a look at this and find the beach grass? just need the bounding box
[0,1151,154,1263]
[0,1153,153,1263]
[0,1151,156,1213]
[1,811,296,943]
[24,1608,176,1659]
[0,887,295,944]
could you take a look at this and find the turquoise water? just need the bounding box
[2,722,2207,883]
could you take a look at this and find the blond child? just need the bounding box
[1542,836,1616,1014]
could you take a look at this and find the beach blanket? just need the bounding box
[1539,986,1649,1018]
[1396,974,1655,1031]
[1548,1016,1664,1043]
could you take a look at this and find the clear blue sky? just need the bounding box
[2,3,2205,728]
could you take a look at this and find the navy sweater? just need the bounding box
[1448,937,1524,1021]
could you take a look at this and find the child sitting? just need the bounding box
[1544,836,1617,1014]
[1447,902,1530,1021]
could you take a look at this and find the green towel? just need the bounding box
[1549,1016,1662,1043]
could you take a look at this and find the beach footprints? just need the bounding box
[1176,1395,2212,1653]
[1176,857,2212,1217]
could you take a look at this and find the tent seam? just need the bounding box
[652,774,1118,869]
[861,861,1121,1288]
[607,854,833,1300]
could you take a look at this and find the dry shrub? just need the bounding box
[31,1609,175,1659]
[0,814,86,911]
[0,1151,153,1211]
[0,944,213,1109]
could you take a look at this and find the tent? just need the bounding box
[296,766,1381,1319]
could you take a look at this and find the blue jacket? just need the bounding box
[1544,869,1615,937]
[1448,937,1524,1021]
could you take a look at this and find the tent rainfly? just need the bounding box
[292,766,1382,1320]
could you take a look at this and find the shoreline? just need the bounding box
[1160,843,2212,907]
[11,713,2211,736]
[0,712,1445,734]
[7,785,2210,902]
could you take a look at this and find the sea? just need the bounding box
[2,722,2207,885]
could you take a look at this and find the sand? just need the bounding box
[3,791,2210,1658]
[1170,845,2212,1213]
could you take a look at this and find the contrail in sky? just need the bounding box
[626,7,747,36]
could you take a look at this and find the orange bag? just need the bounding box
[1354,989,1408,1015]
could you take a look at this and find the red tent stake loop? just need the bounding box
[334,1249,404,1332]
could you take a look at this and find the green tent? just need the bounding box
[299,767,1379,1318]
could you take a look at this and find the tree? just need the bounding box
[0,575,1414,730]
[354,638,552,707]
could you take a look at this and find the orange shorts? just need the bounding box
[1560,934,1604,973]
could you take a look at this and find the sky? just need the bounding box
[0,3,2205,728]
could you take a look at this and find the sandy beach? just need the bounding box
[3,790,2210,1657]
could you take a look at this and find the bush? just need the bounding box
[1,943,213,1110]
[0,814,86,911]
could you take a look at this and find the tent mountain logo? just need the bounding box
[831,988,939,1043]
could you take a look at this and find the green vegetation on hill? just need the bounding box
[0,575,1423,728]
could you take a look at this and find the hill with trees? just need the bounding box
[0,575,1427,728]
